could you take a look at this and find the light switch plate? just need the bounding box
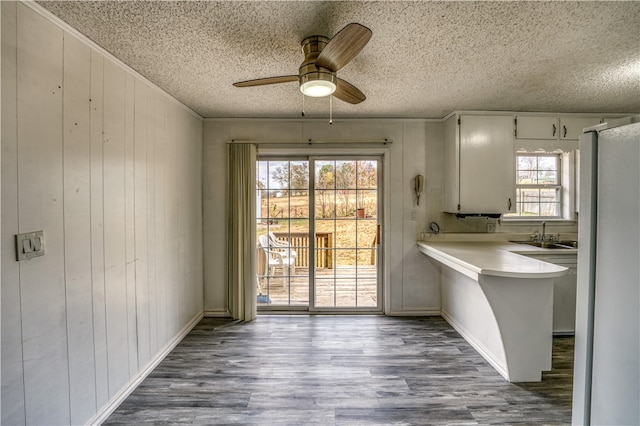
[16,231,45,261]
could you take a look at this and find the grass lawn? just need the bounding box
[258,194,378,266]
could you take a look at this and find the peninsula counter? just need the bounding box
[418,241,568,382]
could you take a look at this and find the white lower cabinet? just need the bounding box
[443,114,515,214]
[523,252,577,334]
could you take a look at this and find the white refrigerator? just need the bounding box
[572,116,640,425]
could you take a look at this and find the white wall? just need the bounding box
[202,119,442,315]
[1,3,203,425]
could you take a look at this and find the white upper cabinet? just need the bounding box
[515,116,559,140]
[443,114,515,214]
[516,115,604,141]
[559,117,602,140]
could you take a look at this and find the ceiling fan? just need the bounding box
[233,23,372,104]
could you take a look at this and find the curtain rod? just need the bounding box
[228,139,392,145]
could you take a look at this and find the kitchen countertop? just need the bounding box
[417,240,569,280]
[417,238,572,382]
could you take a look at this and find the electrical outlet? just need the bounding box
[411,211,417,221]
[16,231,45,261]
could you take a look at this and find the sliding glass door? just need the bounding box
[256,159,310,307]
[256,156,382,312]
[311,158,381,310]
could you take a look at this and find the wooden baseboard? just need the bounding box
[87,311,204,425]
[204,309,232,318]
[386,308,442,316]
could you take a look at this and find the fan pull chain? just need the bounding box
[301,93,305,117]
[329,95,333,125]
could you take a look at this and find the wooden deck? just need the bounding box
[257,266,378,308]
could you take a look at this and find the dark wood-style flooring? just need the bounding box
[104,316,573,425]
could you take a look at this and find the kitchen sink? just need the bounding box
[557,240,578,248]
[511,241,578,249]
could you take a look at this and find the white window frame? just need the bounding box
[506,153,563,219]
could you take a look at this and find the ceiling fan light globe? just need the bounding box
[300,80,336,97]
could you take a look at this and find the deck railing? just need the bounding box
[272,232,333,269]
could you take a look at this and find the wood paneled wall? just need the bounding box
[1,3,204,425]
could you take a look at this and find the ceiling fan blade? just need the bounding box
[233,75,298,87]
[315,23,372,72]
[333,77,366,104]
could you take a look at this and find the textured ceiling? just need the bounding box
[38,1,640,119]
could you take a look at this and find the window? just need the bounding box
[507,154,562,218]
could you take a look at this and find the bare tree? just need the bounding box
[271,162,309,196]
[356,161,377,215]
[289,162,309,196]
[335,162,356,217]
[315,164,334,218]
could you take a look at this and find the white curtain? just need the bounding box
[227,143,257,321]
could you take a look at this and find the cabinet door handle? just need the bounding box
[552,124,557,136]
[563,125,567,138]
[508,197,512,210]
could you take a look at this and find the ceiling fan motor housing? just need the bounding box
[299,35,336,94]
[233,23,369,104]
